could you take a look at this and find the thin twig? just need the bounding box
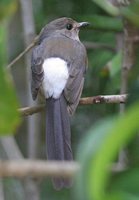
[19,94,127,116]
[79,94,127,104]
[7,36,39,69]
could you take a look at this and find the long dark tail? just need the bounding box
[46,94,73,190]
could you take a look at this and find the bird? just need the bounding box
[31,17,88,190]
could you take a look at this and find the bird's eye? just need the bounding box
[66,24,73,30]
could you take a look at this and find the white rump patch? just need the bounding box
[42,57,69,98]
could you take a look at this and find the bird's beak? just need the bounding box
[78,22,90,28]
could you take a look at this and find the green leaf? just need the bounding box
[91,103,139,200]
[121,0,139,27]
[92,0,120,16]
[75,118,116,200]
[0,0,17,21]
[111,168,139,195]
[77,15,123,32]
[106,192,139,200]
[76,102,139,200]
[0,24,20,134]
[107,51,122,77]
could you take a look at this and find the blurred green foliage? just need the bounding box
[121,0,139,26]
[76,102,139,200]
[92,0,120,16]
[0,0,20,134]
[0,0,17,21]
[92,0,139,27]
[79,15,123,31]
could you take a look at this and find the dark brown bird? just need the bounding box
[31,17,88,190]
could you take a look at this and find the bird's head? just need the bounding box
[39,17,89,43]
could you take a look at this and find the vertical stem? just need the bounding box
[19,0,40,199]
[119,19,138,166]
[19,0,39,159]
[120,20,136,112]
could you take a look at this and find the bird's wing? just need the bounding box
[64,42,88,115]
[31,45,44,100]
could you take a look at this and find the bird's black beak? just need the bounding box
[78,22,90,28]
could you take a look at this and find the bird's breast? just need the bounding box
[42,57,69,99]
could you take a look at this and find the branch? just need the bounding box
[19,94,127,116]
[19,105,44,116]
[0,160,126,178]
[79,94,127,104]
[0,160,79,178]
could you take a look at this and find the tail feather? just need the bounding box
[46,94,73,190]
[59,95,73,161]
